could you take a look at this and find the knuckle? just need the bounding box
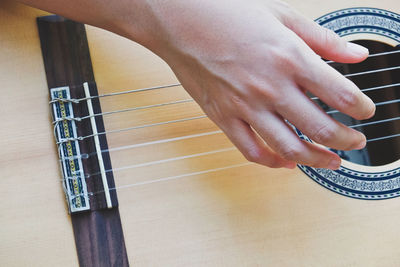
[204,103,226,124]
[255,87,280,105]
[345,139,361,151]
[321,28,342,49]
[243,147,282,168]
[266,160,283,168]
[261,84,282,103]
[243,149,282,168]
[313,158,331,169]
[278,144,302,161]
[322,28,336,42]
[229,94,247,110]
[242,79,280,105]
[273,94,291,111]
[228,93,255,119]
[345,131,365,150]
[274,49,300,71]
[336,89,359,109]
[202,96,236,123]
[243,147,263,164]
[312,124,337,144]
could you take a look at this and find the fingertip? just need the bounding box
[345,42,369,61]
[354,94,376,120]
[265,155,295,169]
[284,161,297,169]
[327,156,341,170]
[365,98,376,119]
[354,134,367,150]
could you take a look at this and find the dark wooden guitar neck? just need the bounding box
[37,15,129,267]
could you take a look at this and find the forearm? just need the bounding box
[18,0,159,50]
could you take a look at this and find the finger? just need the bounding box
[273,84,367,151]
[282,9,369,63]
[247,111,341,169]
[219,118,296,168]
[296,55,375,120]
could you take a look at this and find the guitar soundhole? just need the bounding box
[321,40,400,166]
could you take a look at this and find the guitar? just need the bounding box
[1,0,399,266]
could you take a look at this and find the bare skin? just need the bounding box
[19,0,376,169]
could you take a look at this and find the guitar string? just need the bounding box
[367,133,400,143]
[52,82,400,124]
[93,147,236,176]
[74,128,400,181]
[66,162,254,199]
[52,81,400,156]
[64,98,195,123]
[325,49,400,64]
[59,126,400,196]
[50,52,398,200]
[49,48,400,104]
[107,130,223,152]
[59,84,400,177]
[63,115,400,163]
[53,97,400,145]
[66,129,399,200]
[55,97,400,182]
[55,111,400,180]
[61,113,400,197]
[49,83,182,104]
[58,128,400,210]
[344,65,400,78]
[62,146,237,181]
[50,63,400,104]
[54,50,400,198]
[310,83,400,100]
[348,116,400,128]
[60,113,400,182]
[68,128,399,200]
[50,53,400,127]
[65,132,400,199]
[326,98,400,114]
[64,128,400,182]
[61,129,223,161]
[70,132,400,200]
[54,115,209,144]
[107,162,253,191]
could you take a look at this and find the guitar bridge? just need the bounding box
[51,86,90,212]
[49,82,118,213]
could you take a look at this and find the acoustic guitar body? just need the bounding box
[0,0,399,266]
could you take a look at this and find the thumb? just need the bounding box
[282,10,369,63]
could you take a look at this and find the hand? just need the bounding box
[20,0,375,170]
[136,0,375,169]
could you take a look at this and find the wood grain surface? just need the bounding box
[0,0,399,266]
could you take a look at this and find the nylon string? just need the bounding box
[53,82,400,145]
[50,50,400,103]
[53,95,400,146]
[51,49,400,198]
[52,82,400,124]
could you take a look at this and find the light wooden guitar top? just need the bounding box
[1,0,399,266]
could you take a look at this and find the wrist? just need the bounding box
[110,0,168,55]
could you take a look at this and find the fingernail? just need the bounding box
[327,158,341,170]
[347,42,369,57]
